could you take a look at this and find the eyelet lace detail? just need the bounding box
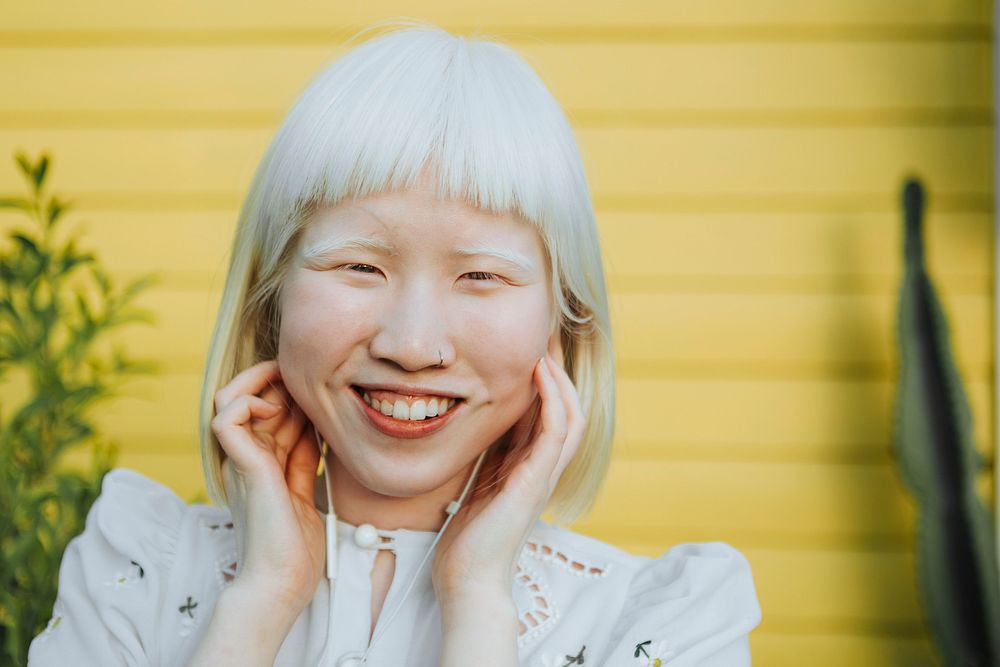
[523,540,611,578]
[215,548,238,590]
[199,517,234,532]
[514,559,558,647]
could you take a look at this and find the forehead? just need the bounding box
[301,188,544,253]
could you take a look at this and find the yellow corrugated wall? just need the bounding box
[0,2,993,665]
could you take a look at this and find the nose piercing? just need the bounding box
[437,349,444,368]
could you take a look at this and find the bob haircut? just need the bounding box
[198,19,615,526]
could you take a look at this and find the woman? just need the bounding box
[29,21,760,666]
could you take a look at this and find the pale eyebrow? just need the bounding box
[300,236,397,262]
[451,246,537,274]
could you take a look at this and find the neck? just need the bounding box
[316,449,480,532]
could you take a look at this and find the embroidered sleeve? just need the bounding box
[596,542,762,667]
[28,468,186,666]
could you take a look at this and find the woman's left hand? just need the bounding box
[430,352,585,606]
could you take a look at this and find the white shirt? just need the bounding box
[28,468,761,666]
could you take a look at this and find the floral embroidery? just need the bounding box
[103,559,145,588]
[523,540,610,579]
[633,639,676,666]
[514,559,558,647]
[178,595,200,637]
[35,602,65,645]
[533,645,586,667]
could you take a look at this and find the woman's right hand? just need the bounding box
[211,359,326,618]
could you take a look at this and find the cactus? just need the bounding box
[892,177,1000,666]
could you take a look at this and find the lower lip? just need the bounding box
[351,389,462,439]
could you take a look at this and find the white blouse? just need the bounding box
[28,468,761,666]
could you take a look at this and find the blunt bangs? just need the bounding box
[257,23,590,243]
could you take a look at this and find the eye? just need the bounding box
[463,271,502,282]
[344,263,381,275]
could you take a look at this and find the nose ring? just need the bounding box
[436,349,444,368]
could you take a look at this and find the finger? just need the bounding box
[214,359,282,414]
[261,376,290,411]
[286,425,321,502]
[522,357,568,479]
[543,355,585,482]
[274,402,307,470]
[212,394,284,478]
[260,378,305,467]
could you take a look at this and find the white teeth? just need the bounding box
[361,389,458,421]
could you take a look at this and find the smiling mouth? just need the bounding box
[350,385,463,422]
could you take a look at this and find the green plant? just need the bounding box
[0,152,159,666]
[893,177,1000,666]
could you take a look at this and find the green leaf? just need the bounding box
[91,266,111,296]
[75,292,93,327]
[107,306,156,328]
[0,197,32,212]
[46,197,67,228]
[32,155,49,190]
[10,233,40,258]
[60,250,96,275]
[15,152,32,179]
[121,273,159,302]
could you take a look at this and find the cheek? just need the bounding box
[460,294,550,400]
[276,278,371,384]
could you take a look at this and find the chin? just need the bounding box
[345,454,452,497]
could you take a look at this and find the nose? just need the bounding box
[368,279,452,371]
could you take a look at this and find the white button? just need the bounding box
[336,652,365,666]
[353,523,380,549]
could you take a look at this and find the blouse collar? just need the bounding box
[335,518,440,549]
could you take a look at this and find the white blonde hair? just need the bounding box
[199,19,614,525]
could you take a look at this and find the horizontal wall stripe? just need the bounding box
[576,523,916,551]
[1,0,989,32]
[592,192,994,214]
[0,25,990,47]
[0,43,989,114]
[0,107,992,130]
[757,618,925,638]
[751,633,934,665]
[608,274,992,296]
